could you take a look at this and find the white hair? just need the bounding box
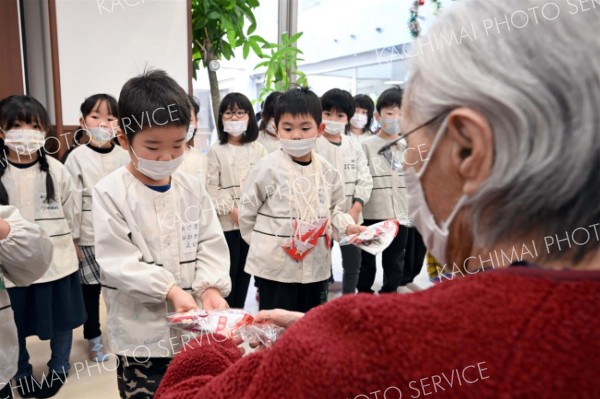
[405,0,600,262]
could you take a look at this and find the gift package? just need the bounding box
[339,219,400,255]
[167,309,284,349]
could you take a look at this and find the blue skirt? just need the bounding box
[7,271,86,340]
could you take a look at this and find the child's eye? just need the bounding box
[283,128,292,132]
[302,128,311,131]
[173,146,182,149]
[146,147,158,151]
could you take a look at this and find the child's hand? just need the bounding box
[348,209,360,224]
[0,218,10,240]
[348,202,362,224]
[167,286,198,313]
[345,224,367,236]
[200,288,229,310]
[74,241,84,262]
[229,208,239,226]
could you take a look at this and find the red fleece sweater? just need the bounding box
[156,266,600,399]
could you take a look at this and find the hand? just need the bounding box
[200,288,229,310]
[345,224,367,236]
[74,242,84,262]
[349,202,363,224]
[167,286,198,313]
[0,218,10,240]
[229,208,239,226]
[254,308,304,329]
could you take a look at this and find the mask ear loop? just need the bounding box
[416,115,450,180]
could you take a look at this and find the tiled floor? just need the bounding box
[14,243,431,398]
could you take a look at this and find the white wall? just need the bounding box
[55,0,189,125]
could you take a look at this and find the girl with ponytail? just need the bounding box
[0,95,85,398]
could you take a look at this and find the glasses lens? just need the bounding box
[379,146,404,172]
[236,111,247,117]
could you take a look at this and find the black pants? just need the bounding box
[401,228,427,285]
[357,220,409,293]
[116,356,170,399]
[255,277,328,312]
[81,283,101,340]
[340,244,362,294]
[224,230,251,309]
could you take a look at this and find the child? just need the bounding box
[0,95,86,398]
[358,86,410,293]
[92,70,231,398]
[256,91,283,153]
[206,92,266,309]
[0,206,53,399]
[239,87,364,313]
[178,95,208,184]
[348,94,375,142]
[63,93,129,363]
[315,89,372,294]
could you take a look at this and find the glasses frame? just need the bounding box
[377,112,448,172]
[221,110,249,120]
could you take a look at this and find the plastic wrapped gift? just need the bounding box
[167,309,284,348]
[339,219,400,255]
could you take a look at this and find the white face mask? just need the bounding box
[4,129,45,156]
[132,149,184,181]
[266,119,276,134]
[223,120,248,137]
[405,116,468,264]
[380,117,402,135]
[279,137,316,158]
[185,125,196,142]
[350,114,368,129]
[323,120,346,135]
[87,127,116,146]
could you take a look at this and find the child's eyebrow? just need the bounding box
[143,139,162,144]
[174,137,186,143]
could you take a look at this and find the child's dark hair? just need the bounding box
[274,87,322,126]
[188,95,200,117]
[321,88,355,120]
[376,85,403,114]
[118,69,190,140]
[0,95,55,205]
[81,93,118,120]
[217,92,259,145]
[257,91,283,132]
[353,94,375,133]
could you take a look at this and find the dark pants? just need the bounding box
[401,228,427,285]
[116,356,171,399]
[224,230,251,309]
[16,330,72,379]
[357,220,409,293]
[340,244,362,294]
[255,277,328,312]
[81,283,102,340]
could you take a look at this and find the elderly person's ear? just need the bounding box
[446,108,494,196]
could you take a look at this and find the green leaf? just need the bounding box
[242,41,250,59]
[288,32,303,43]
[249,38,262,57]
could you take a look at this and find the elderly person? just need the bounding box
[156,1,600,398]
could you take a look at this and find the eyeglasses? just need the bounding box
[221,110,249,119]
[378,112,447,172]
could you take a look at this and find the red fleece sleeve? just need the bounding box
[155,335,266,399]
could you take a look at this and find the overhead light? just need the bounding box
[384,80,404,85]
